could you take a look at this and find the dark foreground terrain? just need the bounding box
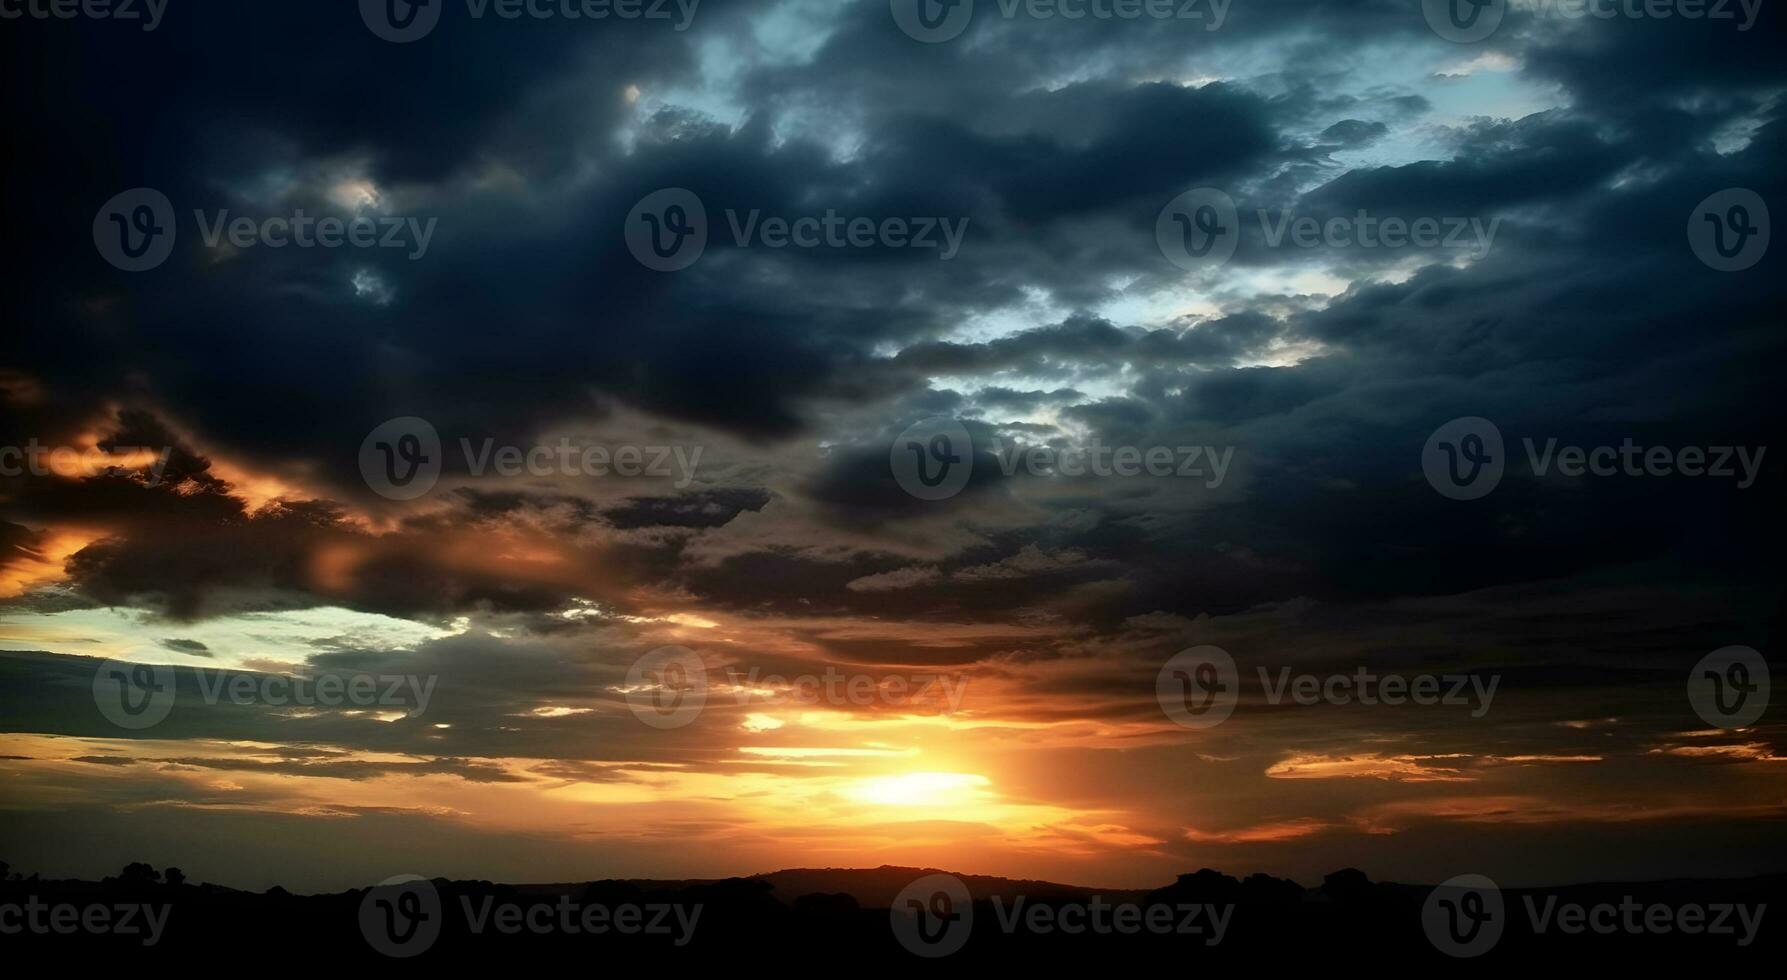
[0,861,1778,967]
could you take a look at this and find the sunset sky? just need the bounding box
[2,1,1784,893]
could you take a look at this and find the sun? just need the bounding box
[841,772,992,808]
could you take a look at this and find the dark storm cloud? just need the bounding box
[600,487,774,529]
[1317,119,1388,147]
[6,0,1769,500]
[1,1,1784,824]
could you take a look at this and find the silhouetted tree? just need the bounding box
[163,867,187,888]
[1148,868,1241,906]
[1320,868,1372,903]
[119,862,160,886]
[1240,872,1306,906]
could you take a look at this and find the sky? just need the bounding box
[0,0,1783,893]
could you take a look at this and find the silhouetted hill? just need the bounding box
[1,860,1778,966]
[508,864,1151,907]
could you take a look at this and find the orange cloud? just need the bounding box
[1265,752,1476,782]
[0,526,105,598]
[1184,817,1332,843]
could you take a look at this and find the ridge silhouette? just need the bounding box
[1,860,1777,965]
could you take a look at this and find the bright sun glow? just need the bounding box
[841,772,991,807]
